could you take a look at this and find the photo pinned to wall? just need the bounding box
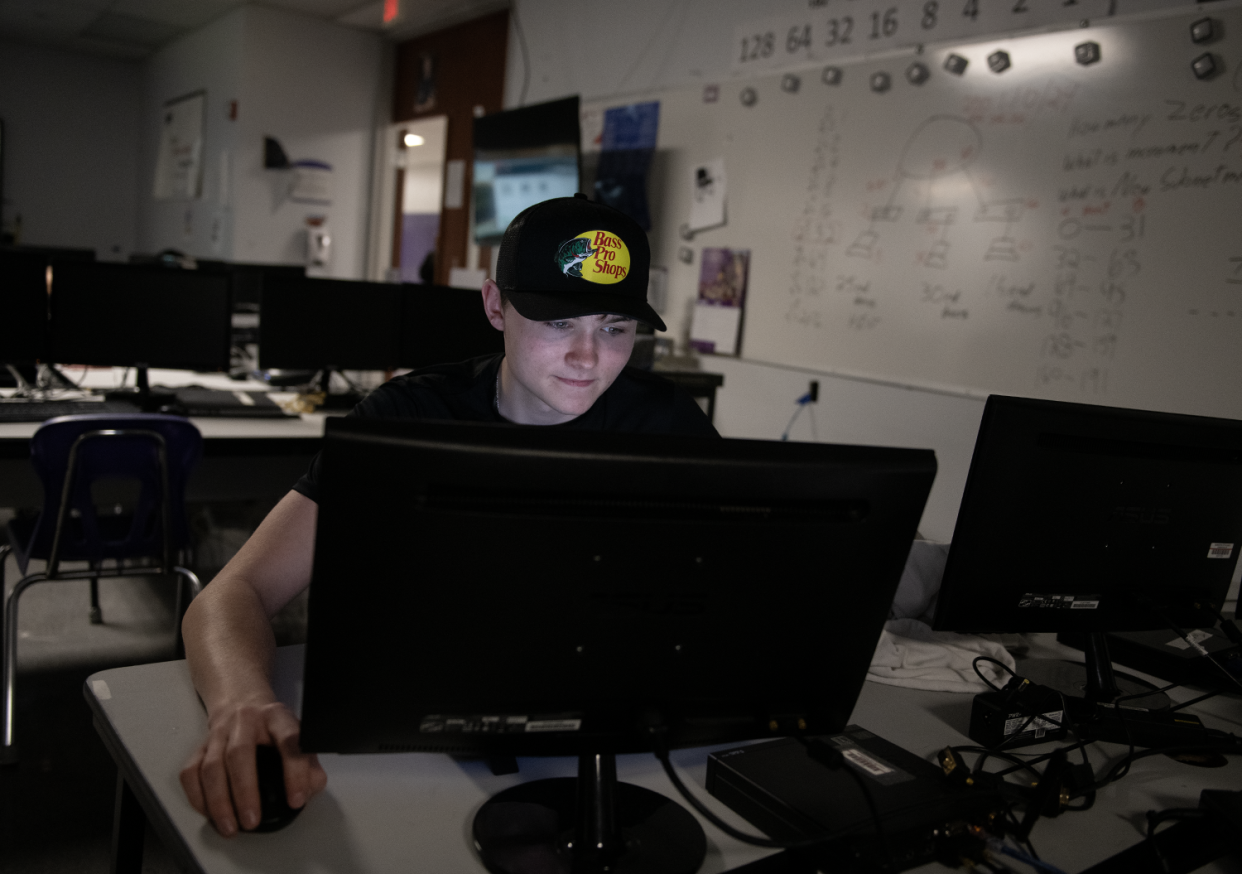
[153,91,205,200]
[690,247,749,356]
[687,157,727,233]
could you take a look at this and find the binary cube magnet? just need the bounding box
[1074,42,1101,66]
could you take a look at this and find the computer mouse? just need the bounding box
[249,745,302,832]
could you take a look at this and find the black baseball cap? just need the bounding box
[495,194,666,331]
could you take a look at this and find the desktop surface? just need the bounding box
[84,639,1242,874]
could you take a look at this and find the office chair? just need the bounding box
[0,414,204,764]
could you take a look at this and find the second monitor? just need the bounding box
[258,276,503,373]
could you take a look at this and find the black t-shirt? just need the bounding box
[293,354,720,502]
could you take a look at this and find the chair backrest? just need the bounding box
[25,414,203,568]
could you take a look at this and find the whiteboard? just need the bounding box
[631,4,1242,419]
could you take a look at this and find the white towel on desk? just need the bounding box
[866,540,1016,693]
[868,618,1015,693]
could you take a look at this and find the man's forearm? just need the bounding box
[182,574,280,719]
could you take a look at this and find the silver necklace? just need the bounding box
[494,369,501,413]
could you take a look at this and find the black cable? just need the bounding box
[952,746,1045,781]
[1144,600,1242,695]
[650,737,822,850]
[796,737,890,857]
[510,0,531,107]
[972,655,1018,693]
[1095,742,1239,790]
[1164,690,1220,713]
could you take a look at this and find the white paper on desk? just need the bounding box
[687,158,727,232]
[690,302,741,356]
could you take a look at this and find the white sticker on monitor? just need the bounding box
[1018,593,1101,609]
[1207,543,1234,559]
[841,748,893,776]
[525,719,583,733]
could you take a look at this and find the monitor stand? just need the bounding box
[472,752,706,874]
[3,363,76,392]
[1017,631,1171,713]
[312,368,365,411]
[104,364,176,412]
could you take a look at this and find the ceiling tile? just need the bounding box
[80,12,183,47]
[110,0,243,29]
[260,0,375,19]
[335,0,384,29]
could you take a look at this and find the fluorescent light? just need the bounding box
[404,133,425,147]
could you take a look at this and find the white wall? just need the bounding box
[0,39,140,259]
[136,6,381,277]
[232,6,382,277]
[137,10,244,260]
[501,0,994,539]
[503,0,1187,108]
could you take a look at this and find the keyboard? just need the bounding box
[0,399,142,423]
[172,388,294,419]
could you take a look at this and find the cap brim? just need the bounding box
[506,290,667,332]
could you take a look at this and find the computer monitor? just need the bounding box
[932,395,1242,705]
[0,251,51,364]
[49,261,233,372]
[398,283,504,369]
[473,96,581,244]
[300,418,936,872]
[193,261,306,310]
[258,275,402,371]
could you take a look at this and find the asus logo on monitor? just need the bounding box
[1110,506,1171,525]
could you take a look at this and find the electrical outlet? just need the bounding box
[809,381,819,403]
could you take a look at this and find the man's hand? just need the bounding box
[180,490,321,836]
[180,700,326,836]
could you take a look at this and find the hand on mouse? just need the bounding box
[179,698,327,837]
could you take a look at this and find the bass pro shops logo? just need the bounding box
[554,231,630,285]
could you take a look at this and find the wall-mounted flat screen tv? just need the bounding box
[472,96,580,245]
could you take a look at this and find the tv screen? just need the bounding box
[473,96,581,244]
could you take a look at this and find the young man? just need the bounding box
[179,195,718,836]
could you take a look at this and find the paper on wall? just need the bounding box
[690,304,743,355]
[153,92,205,200]
[444,159,465,209]
[687,157,726,232]
[690,247,749,356]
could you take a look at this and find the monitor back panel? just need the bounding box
[0,253,50,363]
[259,275,402,370]
[398,284,504,369]
[49,262,232,370]
[934,396,1242,634]
[300,419,937,757]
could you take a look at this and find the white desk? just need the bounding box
[0,368,330,507]
[85,640,1241,874]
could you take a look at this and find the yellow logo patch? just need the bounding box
[555,231,631,285]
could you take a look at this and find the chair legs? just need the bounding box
[1,565,204,764]
[2,570,47,765]
[172,566,203,658]
[89,561,103,625]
